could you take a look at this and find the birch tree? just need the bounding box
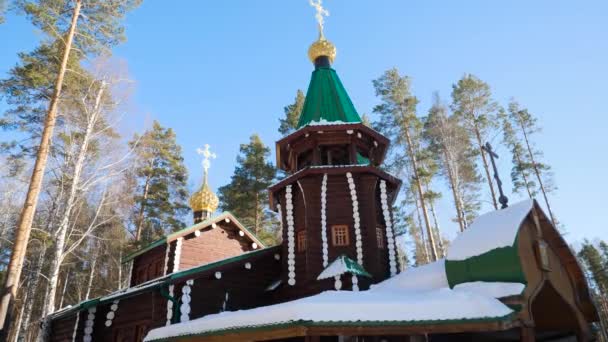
[424,93,481,231]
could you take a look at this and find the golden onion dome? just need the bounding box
[308,34,336,64]
[189,180,219,213]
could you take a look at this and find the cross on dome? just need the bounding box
[196,144,216,180]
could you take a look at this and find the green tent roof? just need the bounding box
[296,66,361,128]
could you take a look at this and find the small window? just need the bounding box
[297,231,307,252]
[376,227,385,249]
[332,225,350,246]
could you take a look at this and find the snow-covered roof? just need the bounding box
[447,199,534,261]
[144,287,513,341]
[144,259,522,341]
[317,255,371,280]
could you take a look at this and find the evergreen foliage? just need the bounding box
[218,134,277,245]
[129,121,190,244]
[578,240,608,294]
[278,89,305,135]
[451,74,500,209]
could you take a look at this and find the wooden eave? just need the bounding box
[533,201,599,322]
[275,123,390,170]
[268,165,402,210]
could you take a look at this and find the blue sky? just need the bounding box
[1,1,607,244]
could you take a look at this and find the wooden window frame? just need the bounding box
[331,225,350,247]
[297,231,307,252]
[376,227,385,249]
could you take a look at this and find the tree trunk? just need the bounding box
[254,192,259,235]
[412,191,429,265]
[57,271,70,310]
[516,117,557,226]
[443,149,466,232]
[473,127,499,210]
[41,80,105,319]
[0,1,82,335]
[17,244,47,342]
[84,254,98,301]
[428,199,445,258]
[135,175,151,241]
[513,148,534,199]
[402,123,438,261]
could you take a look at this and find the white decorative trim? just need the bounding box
[274,253,281,260]
[173,238,183,273]
[380,180,398,276]
[163,243,170,276]
[166,285,174,326]
[351,274,359,292]
[252,243,258,249]
[194,230,201,237]
[346,173,363,265]
[215,272,222,279]
[180,280,194,322]
[104,300,119,327]
[238,230,245,237]
[320,174,329,267]
[285,185,296,286]
[83,306,96,342]
[211,222,217,229]
[334,275,342,290]
[244,262,252,270]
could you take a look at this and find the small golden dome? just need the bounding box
[189,181,219,213]
[308,35,336,64]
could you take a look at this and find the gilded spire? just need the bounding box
[190,144,219,221]
[308,0,336,64]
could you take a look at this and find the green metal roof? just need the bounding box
[296,66,361,128]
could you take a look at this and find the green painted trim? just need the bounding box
[146,313,517,341]
[170,245,281,281]
[445,238,527,288]
[297,66,361,128]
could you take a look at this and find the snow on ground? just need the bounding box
[447,199,534,261]
[453,282,525,298]
[144,288,513,341]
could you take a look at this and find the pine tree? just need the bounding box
[451,74,500,210]
[218,134,277,244]
[424,93,481,231]
[130,121,190,244]
[499,106,537,198]
[373,68,438,261]
[507,100,557,226]
[578,241,608,295]
[278,89,305,135]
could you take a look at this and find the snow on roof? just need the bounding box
[447,199,534,261]
[317,255,371,280]
[371,259,448,292]
[453,282,525,298]
[144,288,513,341]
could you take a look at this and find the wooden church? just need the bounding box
[47,22,599,342]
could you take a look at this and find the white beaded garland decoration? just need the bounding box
[211,222,217,229]
[104,300,119,327]
[194,230,201,237]
[320,173,329,267]
[83,306,96,342]
[215,271,222,279]
[380,180,398,276]
[166,285,174,326]
[239,230,245,237]
[334,275,342,290]
[173,238,183,273]
[244,262,252,270]
[351,274,359,292]
[346,173,363,265]
[285,185,296,286]
[180,280,194,322]
[252,243,258,249]
[163,242,171,276]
